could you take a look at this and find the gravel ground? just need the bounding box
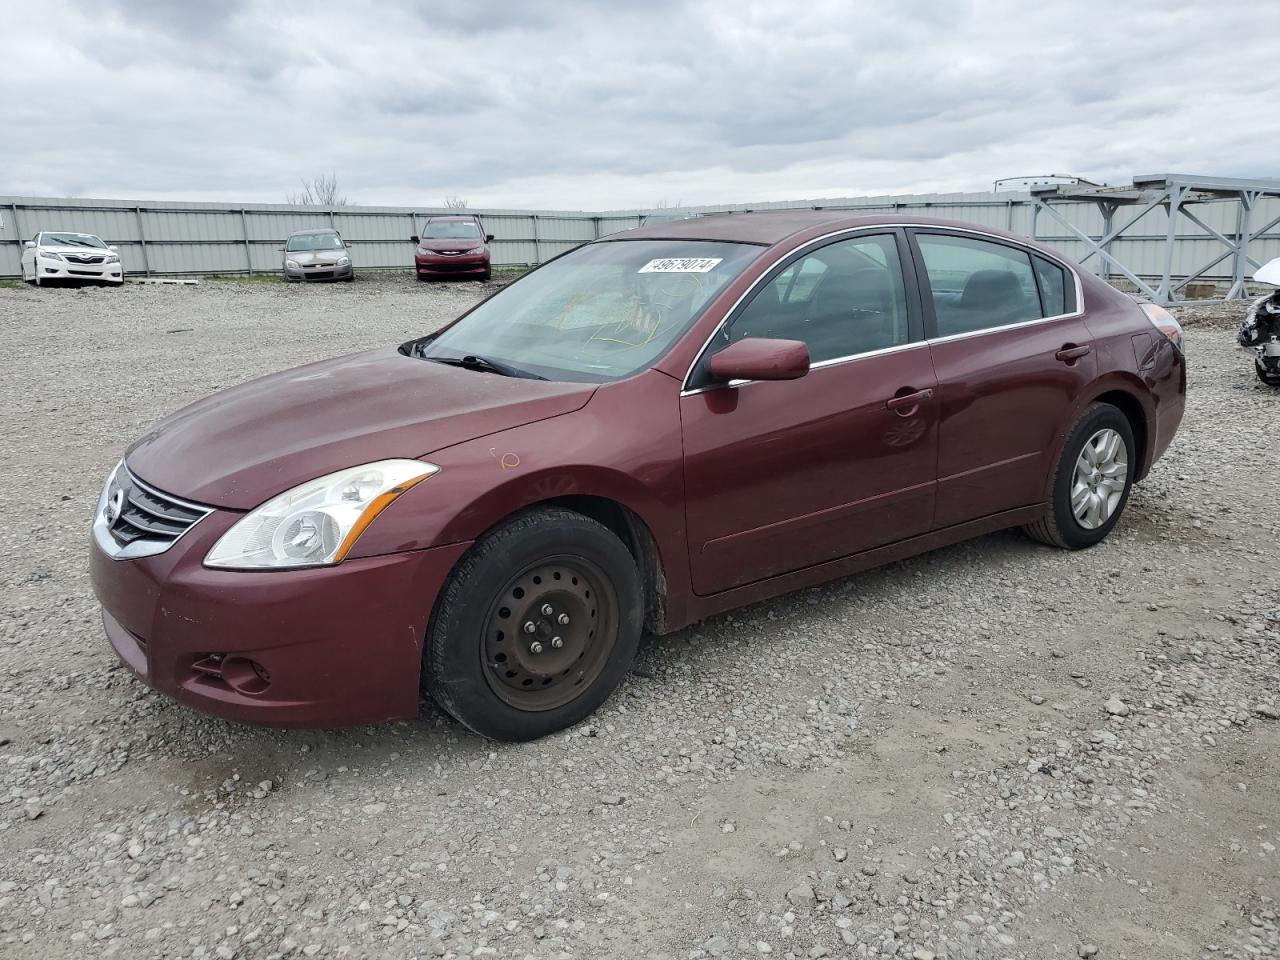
[0,276,1277,960]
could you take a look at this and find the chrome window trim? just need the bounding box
[92,461,214,561]
[679,223,1084,396]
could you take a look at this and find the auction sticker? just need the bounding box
[638,257,722,273]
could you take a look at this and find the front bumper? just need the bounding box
[414,252,489,277]
[38,255,123,283]
[89,494,470,727]
[283,261,354,281]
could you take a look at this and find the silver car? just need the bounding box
[282,229,353,282]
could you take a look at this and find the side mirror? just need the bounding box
[410,235,420,244]
[485,234,494,243]
[108,245,119,252]
[24,240,35,249]
[709,337,810,383]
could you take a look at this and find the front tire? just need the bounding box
[424,507,643,741]
[1023,402,1135,550]
[1256,359,1280,386]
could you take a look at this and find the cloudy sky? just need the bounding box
[4,0,1278,210]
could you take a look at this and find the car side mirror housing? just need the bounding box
[709,337,810,383]
[410,235,420,243]
[24,240,35,248]
[485,234,494,243]
[108,245,119,252]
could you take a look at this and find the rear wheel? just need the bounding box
[1023,402,1135,549]
[1256,359,1280,386]
[423,507,643,741]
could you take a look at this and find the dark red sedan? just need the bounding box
[90,212,1186,740]
[412,215,493,281]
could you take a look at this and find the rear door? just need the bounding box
[680,230,938,595]
[908,229,1095,528]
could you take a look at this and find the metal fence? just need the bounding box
[5,187,1280,291]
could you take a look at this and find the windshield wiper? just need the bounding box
[423,353,547,380]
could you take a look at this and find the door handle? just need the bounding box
[885,388,934,413]
[1055,344,1092,363]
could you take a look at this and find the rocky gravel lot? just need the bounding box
[0,276,1277,960]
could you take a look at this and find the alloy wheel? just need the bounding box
[1070,427,1127,529]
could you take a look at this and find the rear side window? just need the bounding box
[1033,255,1069,316]
[727,233,909,363]
[916,234,1041,338]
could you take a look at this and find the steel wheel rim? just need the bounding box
[481,555,618,712]
[1071,427,1128,530]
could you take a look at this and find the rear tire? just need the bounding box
[1023,402,1135,550]
[423,507,643,741]
[1256,360,1280,386]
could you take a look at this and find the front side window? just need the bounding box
[916,234,1042,337]
[724,233,909,363]
[422,221,482,240]
[414,239,762,382]
[286,233,345,252]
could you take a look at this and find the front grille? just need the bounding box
[70,270,103,276]
[304,271,334,280]
[65,254,105,264]
[108,470,209,548]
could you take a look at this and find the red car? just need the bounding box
[90,213,1185,741]
[412,215,493,281]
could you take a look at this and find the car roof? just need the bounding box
[424,215,479,221]
[286,228,341,237]
[610,211,1033,247]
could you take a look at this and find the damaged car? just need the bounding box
[90,212,1186,741]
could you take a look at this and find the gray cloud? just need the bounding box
[3,0,1278,209]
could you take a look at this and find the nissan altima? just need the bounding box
[89,212,1186,740]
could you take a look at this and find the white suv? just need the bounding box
[21,232,124,286]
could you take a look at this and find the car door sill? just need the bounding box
[687,503,1046,606]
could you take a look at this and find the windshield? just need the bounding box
[412,239,763,382]
[422,221,482,240]
[42,233,105,248]
[285,233,345,252]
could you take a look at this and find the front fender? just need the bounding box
[344,371,691,616]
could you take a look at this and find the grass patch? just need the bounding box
[0,279,24,289]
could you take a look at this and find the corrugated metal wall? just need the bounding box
[4,190,1279,285]
[0,197,634,279]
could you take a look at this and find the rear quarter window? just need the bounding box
[1033,255,1070,316]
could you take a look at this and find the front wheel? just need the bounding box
[1023,402,1135,549]
[423,507,643,741]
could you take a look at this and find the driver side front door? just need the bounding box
[679,230,938,596]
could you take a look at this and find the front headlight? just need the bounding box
[337,256,351,266]
[468,245,486,255]
[285,259,300,269]
[38,250,65,261]
[205,459,438,569]
[105,252,120,263]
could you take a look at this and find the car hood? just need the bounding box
[39,245,111,256]
[419,240,484,252]
[125,348,597,509]
[285,250,347,263]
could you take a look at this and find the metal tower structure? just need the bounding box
[1028,174,1280,305]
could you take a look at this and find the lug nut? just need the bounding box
[541,603,554,616]
[557,613,570,625]
[530,641,544,654]
[523,621,537,634]
[551,636,564,649]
